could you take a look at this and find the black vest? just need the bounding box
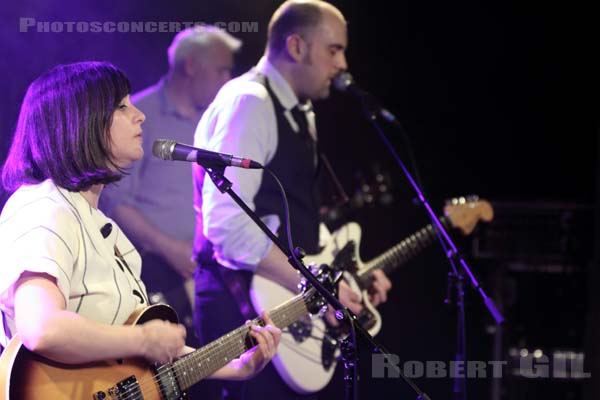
[253,75,321,254]
[194,74,323,264]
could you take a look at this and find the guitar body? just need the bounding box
[0,305,179,400]
[305,222,382,337]
[1,344,157,400]
[250,222,381,394]
[250,198,493,393]
[250,278,334,394]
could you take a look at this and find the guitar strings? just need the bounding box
[360,223,439,279]
[175,293,312,387]
[116,309,286,399]
[116,322,253,399]
[115,291,314,399]
[115,323,249,399]
[173,290,311,387]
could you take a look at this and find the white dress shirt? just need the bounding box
[194,57,314,271]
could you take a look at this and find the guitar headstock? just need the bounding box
[444,195,494,235]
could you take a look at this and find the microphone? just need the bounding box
[333,72,401,126]
[152,139,263,169]
[332,71,368,97]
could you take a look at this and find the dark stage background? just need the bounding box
[0,1,597,399]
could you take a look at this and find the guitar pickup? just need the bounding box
[95,375,140,400]
[287,318,313,343]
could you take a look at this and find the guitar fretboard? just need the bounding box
[357,217,450,287]
[170,288,315,390]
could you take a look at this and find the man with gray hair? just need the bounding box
[100,26,241,357]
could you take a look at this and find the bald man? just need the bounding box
[193,2,391,399]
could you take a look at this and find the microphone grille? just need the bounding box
[152,139,176,160]
[332,72,353,91]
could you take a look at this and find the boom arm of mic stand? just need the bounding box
[203,165,432,400]
[356,100,503,400]
[364,109,504,325]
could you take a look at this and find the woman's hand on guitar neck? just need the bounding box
[209,311,282,380]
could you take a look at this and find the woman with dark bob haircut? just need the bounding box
[2,61,130,192]
[0,62,280,391]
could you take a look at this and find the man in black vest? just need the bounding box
[192,1,392,399]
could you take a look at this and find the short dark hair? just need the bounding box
[1,61,131,192]
[267,0,324,55]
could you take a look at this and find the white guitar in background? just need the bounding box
[250,197,494,393]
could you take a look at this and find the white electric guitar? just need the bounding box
[251,197,493,393]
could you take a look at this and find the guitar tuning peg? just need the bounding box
[446,194,481,207]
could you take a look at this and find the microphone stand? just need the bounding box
[203,163,432,400]
[355,97,504,400]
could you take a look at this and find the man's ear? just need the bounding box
[285,33,307,62]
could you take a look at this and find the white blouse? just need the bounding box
[0,179,148,346]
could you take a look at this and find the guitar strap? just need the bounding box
[318,152,349,207]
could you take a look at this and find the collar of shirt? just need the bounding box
[255,57,319,140]
[255,57,299,112]
[58,184,116,264]
[156,77,196,122]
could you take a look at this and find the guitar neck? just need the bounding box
[357,216,450,287]
[171,289,313,391]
